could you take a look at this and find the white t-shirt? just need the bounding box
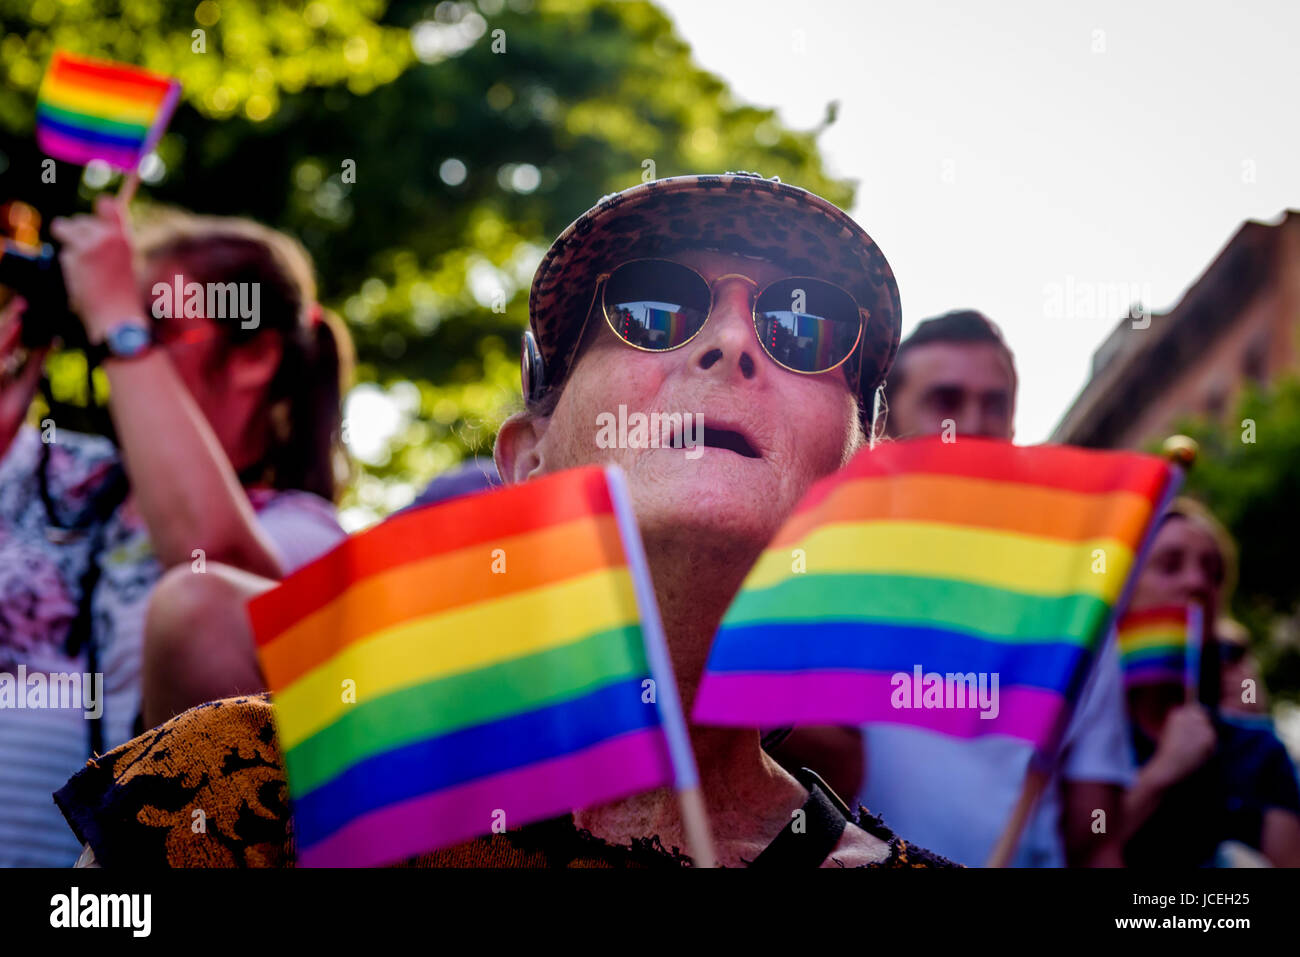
[0,427,345,867]
[857,634,1136,867]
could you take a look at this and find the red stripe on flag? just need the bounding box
[47,52,175,97]
[794,438,1170,516]
[248,466,614,644]
[1118,606,1189,629]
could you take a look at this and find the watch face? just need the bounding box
[109,323,152,357]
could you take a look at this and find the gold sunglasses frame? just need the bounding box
[562,257,869,396]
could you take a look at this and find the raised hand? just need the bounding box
[1151,703,1217,784]
[49,196,142,341]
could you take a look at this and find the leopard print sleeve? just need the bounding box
[54,694,293,868]
[52,692,964,869]
[854,808,963,868]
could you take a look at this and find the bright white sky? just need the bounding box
[655,0,1299,441]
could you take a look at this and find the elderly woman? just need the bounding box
[54,173,953,867]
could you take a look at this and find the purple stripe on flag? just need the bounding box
[1122,662,1185,688]
[692,671,1064,747]
[37,127,142,170]
[298,727,673,867]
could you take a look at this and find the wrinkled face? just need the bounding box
[887,342,1015,440]
[1131,516,1225,615]
[530,248,862,551]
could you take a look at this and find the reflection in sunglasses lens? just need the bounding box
[755,278,860,372]
[605,261,709,350]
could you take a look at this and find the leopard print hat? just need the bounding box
[524,172,902,415]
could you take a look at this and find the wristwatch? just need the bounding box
[86,319,154,365]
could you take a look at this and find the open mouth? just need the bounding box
[664,419,762,459]
[701,425,761,459]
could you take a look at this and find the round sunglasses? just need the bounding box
[575,258,869,383]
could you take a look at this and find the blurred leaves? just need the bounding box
[1169,377,1300,701]
[0,0,854,524]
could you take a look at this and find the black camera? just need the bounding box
[0,238,86,350]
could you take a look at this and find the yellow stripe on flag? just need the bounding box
[746,521,1134,601]
[1119,626,1187,653]
[272,567,640,749]
[38,86,162,127]
[258,514,624,686]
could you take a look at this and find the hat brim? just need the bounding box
[527,173,902,410]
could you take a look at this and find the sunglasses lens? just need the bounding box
[604,260,710,350]
[755,278,861,373]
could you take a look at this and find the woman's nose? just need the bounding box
[688,278,758,380]
[1178,571,1213,608]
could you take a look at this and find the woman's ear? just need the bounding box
[494,411,548,485]
[229,329,285,391]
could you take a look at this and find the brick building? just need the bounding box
[1052,210,1300,449]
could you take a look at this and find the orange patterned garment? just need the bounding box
[55,694,956,868]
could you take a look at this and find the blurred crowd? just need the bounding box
[1,191,1297,868]
[768,309,1300,868]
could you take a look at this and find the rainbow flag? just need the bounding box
[36,51,181,171]
[1117,605,1202,689]
[645,305,687,343]
[249,466,693,867]
[791,314,840,369]
[693,438,1178,752]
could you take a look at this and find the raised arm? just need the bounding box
[50,197,282,579]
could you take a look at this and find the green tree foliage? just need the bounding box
[1171,377,1300,701]
[0,0,854,522]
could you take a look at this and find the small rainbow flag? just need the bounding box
[645,305,688,343]
[693,438,1178,752]
[790,313,840,369]
[249,466,694,867]
[36,51,181,171]
[1117,604,1202,689]
[811,316,840,369]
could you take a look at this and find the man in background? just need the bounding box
[771,309,1134,866]
[881,309,1015,440]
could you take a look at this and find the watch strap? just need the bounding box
[86,320,153,365]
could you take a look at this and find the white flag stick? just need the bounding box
[605,465,717,867]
